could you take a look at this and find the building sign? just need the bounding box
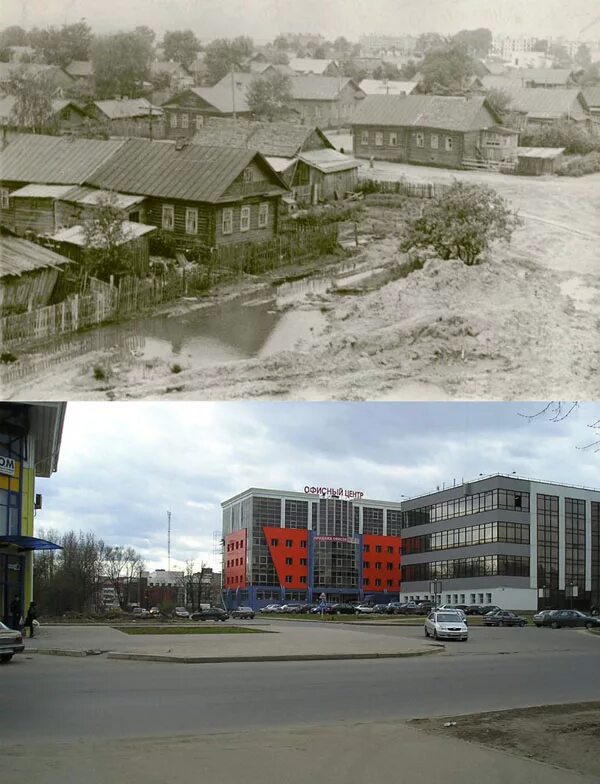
[0,456,16,476]
[303,486,364,499]
[314,535,358,544]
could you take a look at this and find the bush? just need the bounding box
[149,229,178,259]
[400,181,522,266]
[170,363,182,374]
[557,152,600,177]
[519,123,600,156]
[93,365,106,381]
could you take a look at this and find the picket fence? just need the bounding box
[359,178,448,199]
[0,224,339,353]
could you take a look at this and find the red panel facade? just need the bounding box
[362,534,402,593]
[263,526,309,590]
[224,529,247,589]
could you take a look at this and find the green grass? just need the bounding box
[114,626,270,635]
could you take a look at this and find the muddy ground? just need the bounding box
[411,701,600,779]
[4,166,600,401]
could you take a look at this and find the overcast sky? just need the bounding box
[3,0,600,41]
[34,401,600,572]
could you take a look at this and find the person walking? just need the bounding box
[9,593,22,631]
[25,601,37,638]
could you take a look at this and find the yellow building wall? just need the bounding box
[0,461,36,606]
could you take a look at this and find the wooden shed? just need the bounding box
[516,147,565,175]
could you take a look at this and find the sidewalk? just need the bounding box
[3,719,593,784]
[26,622,442,662]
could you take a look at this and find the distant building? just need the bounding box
[288,58,340,76]
[359,34,417,57]
[490,36,537,61]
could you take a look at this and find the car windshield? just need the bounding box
[437,613,462,623]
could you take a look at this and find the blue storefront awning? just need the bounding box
[0,535,63,551]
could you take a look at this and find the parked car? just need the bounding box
[414,601,433,615]
[311,603,334,614]
[424,611,468,641]
[354,604,377,614]
[230,606,255,619]
[539,610,600,629]
[173,607,190,619]
[480,605,502,616]
[385,602,405,615]
[148,606,160,616]
[191,607,229,622]
[259,604,283,614]
[484,611,527,627]
[132,607,150,618]
[465,605,484,615]
[0,621,25,663]
[533,609,556,627]
[280,603,305,614]
[327,603,357,615]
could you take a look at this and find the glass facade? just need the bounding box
[284,499,308,529]
[386,509,402,537]
[565,498,586,593]
[313,540,359,589]
[592,502,600,607]
[251,497,281,585]
[403,489,530,529]
[402,521,530,555]
[537,493,559,605]
[362,507,384,535]
[317,498,356,537]
[402,555,530,582]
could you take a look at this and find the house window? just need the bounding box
[195,115,204,130]
[162,204,174,231]
[270,538,279,546]
[300,576,307,583]
[375,132,383,146]
[375,545,382,553]
[300,540,307,548]
[361,130,369,145]
[285,539,293,547]
[430,134,439,149]
[300,558,307,566]
[415,132,424,147]
[389,132,397,146]
[185,208,197,234]
[375,579,381,587]
[243,167,253,184]
[0,188,9,208]
[285,557,293,565]
[445,136,453,151]
[181,113,189,129]
[363,561,370,569]
[240,206,251,232]
[222,208,233,235]
[258,202,269,228]
[285,575,293,584]
[363,578,370,586]
[170,113,178,129]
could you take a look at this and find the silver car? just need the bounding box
[424,611,468,641]
[0,621,25,663]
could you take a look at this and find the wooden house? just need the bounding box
[352,94,519,169]
[89,99,165,138]
[516,147,565,175]
[359,79,418,96]
[0,95,89,135]
[0,63,75,95]
[162,85,253,138]
[0,232,70,315]
[288,59,340,76]
[150,60,194,91]
[65,60,94,82]
[85,138,290,248]
[190,118,358,204]
[503,88,591,131]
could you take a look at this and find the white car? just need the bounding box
[424,611,468,641]
[354,604,377,614]
[436,605,467,623]
[173,607,190,619]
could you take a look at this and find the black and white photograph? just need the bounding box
[1,1,600,782]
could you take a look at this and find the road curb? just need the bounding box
[27,648,89,657]
[106,646,444,664]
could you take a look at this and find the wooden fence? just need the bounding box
[358,178,448,199]
[0,224,339,353]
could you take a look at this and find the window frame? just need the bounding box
[258,202,269,229]
[360,130,369,145]
[375,131,384,146]
[240,205,251,233]
[185,207,198,235]
[161,204,175,231]
[222,207,233,235]
[0,188,9,209]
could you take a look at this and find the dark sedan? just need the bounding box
[326,603,357,615]
[483,611,527,627]
[191,608,229,622]
[0,621,25,663]
[540,610,600,629]
[230,606,255,619]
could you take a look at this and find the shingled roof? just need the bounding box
[86,138,288,202]
[352,94,500,131]
[191,118,333,157]
[93,98,163,120]
[0,134,127,185]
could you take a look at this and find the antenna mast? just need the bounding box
[167,509,172,572]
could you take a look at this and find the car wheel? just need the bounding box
[585,622,593,629]
[499,621,504,627]
[0,654,13,663]
[551,621,559,629]
[424,627,429,637]
[433,629,438,640]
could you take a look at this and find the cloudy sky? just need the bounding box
[3,0,600,40]
[35,401,600,572]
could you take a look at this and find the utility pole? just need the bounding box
[167,509,172,572]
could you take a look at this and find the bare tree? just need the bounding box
[519,402,600,453]
[104,546,145,609]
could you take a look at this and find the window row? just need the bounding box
[363,543,398,554]
[161,203,269,235]
[363,562,397,570]
[226,575,244,584]
[270,538,308,548]
[226,558,245,568]
[363,578,398,588]
[226,539,244,552]
[402,555,530,582]
[402,521,530,554]
[403,489,530,528]
[358,130,454,151]
[169,112,204,130]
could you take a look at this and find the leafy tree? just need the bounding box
[163,29,201,68]
[82,192,135,284]
[399,60,419,80]
[485,87,512,120]
[333,36,352,58]
[338,59,367,82]
[273,34,289,51]
[28,22,93,67]
[92,31,153,98]
[579,62,600,85]
[8,67,54,132]
[575,43,592,70]
[247,71,292,120]
[0,47,11,62]
[548,43,572,69]
[533,39,548,53]
[400,182,522,266]
[313,44,329,59]
[0,25,28,47]
[204,36,253,85]
[134,26,156,47]
[416,32,447,55]
[372,62,401,81]
[418,43,477,94]
[452,28,492,58]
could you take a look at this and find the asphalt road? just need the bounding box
[2,630,599,743]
